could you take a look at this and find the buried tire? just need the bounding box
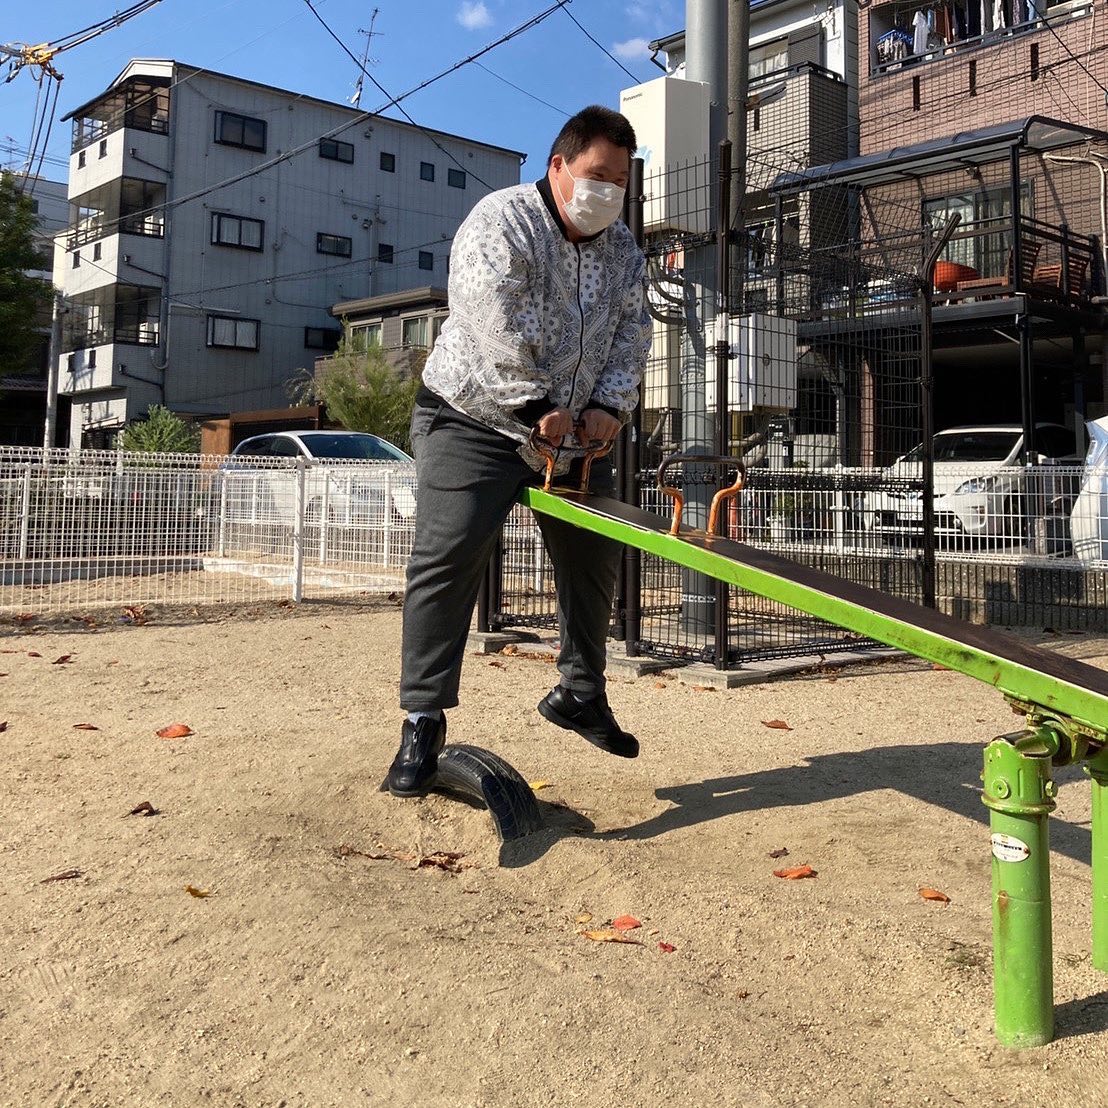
[433,744,544,843]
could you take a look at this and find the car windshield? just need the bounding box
[933,432,1020,462]
[300,434,409,461]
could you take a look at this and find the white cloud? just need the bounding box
[457,1,492,30]
[612,37,651,61]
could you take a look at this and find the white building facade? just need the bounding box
[55,60,523,446]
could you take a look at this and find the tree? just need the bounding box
[0,170,53,374]
[290,337,422,452]
[117,404,201,453]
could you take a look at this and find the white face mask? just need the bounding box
[556,162,625,236]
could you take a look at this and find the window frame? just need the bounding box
[379,151,395,173]
[377,242,394,264]
[206,314,260,351]
[211,212,265,252]
[213,110,267,153]
[316,232,353,258]
[418,250,434,272]
[319,137,355,164]
[420,161,435,183]
[447,167,466,189]
[304,326,342,351]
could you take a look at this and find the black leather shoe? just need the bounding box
[387,715,447,797]
[537,686,639,758]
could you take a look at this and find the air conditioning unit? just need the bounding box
[619,76,710,234]
[705,313,798,413]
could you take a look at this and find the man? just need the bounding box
[387,105,651,799]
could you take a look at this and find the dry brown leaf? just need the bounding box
[691,685,717,692]
[487,659,506,669]
[575,911,593,925]
[612,914,642,931]
[0,721,8,733]
[184,885,211,898]
[919,887,951,904]
[653,680,667,689]
[658,942,677,953]
[40,868,82,884]
[73,723,99,731]
[773,864,818,880]
[52,654,74,665]
[26,651,42,658]
[416,851,471,873]
[762,719,793,730]
[126,801,159,817]
[581,928,643,945]
[156,723,194,739]
[16,613,34,623]
[932,663,951,672]
[768,847,790,859]
[502,644,518,655]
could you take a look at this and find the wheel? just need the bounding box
[433,744,544,843]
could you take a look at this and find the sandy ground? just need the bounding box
[2,599,1108,1108]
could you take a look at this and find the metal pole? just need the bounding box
[727,0,749,241]
[714,140,733,670]
[1087,747,1108,973]
[981,728,1057,1048]
[292,457,306,603]
[624,156,645,657]
[18,465,32,559]
[43,293,63,450]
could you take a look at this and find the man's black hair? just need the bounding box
[547,105,637,166]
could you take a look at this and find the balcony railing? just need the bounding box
[67,212,166,249]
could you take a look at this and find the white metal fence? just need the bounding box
[3,447,1107,620]
[1,447,415,615]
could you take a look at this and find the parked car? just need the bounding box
[869,423,1083,544]
[221,431,416,526]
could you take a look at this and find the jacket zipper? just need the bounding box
[566,243,585,412]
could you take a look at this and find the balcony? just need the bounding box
[67,76,170,153]
[62,284,161,353]
[67,177,167,249]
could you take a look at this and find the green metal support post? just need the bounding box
[1086,746,1108,973]
[982,727,1060,1048]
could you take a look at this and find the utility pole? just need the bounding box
[42,291,64,450]
[727,0,749,277]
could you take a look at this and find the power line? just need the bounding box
[561,6,644,84]
[473,61,570,118]
[75,1,569,243]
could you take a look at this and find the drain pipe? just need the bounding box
[1044,151,1108,282]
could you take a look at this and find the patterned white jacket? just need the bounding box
[422,179,651,464]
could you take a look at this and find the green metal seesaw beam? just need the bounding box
[521,485,1108,1049]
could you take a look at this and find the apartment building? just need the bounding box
[55,60,523,447]
[1,176,67,446]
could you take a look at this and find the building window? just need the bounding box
[211,213,265,251]
[378,242,394,264]
[350,322,382,349]
[418,250,434,271]
[214,110,267,152]
[924,184,1033,279]
[749,37,788,81]
[207,314,260,350]
[77,150,86,169]
[99,139,108,159]
[319,137,355,164]
[402,316,429,348]
[67,353,75,372]
[88,349,97,369]
[304,327,342,351]
[420,161,435,182]
[93,242,102,261]
[380,151,395,172]
[72,251,80,269]
[317,232,353,257]
[447,167,466,189]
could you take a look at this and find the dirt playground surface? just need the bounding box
[2,599,1108,1108]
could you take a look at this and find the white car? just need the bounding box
[870,423,1083,544]
[222,430,416,526]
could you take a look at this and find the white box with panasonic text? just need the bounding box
[704,314,798,413]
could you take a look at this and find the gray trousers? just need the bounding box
[399,400,622,712]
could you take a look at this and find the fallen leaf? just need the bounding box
[658,942,677,953]
[487,659,506,669]
[762,720,793,730]
[691,685,717,692]
[575,911,593,925]
[528,780,552,791]
[612,914,642,931]
[581,929,643,945]
[0,721,8,732]
[122,605,148,625]
[40,868,82,884]
[653,680,667,689]
[768,847,790,859]
[919,887,951,904]
[16,613,34,623]
[26,651,42,658]
[126,801,159,817]
[73,723,99,731]
[737,990,750,999]
[773,864,818,880]
[0,649,18,653]
[52,654,74,665]
[184,885,211,898]
[156,723,194,739]
[932,663,951,672]
[502,644,518,655]
[416,852,471,873]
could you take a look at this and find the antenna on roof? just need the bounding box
[349,8,381,108]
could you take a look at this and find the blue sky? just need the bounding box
[1,0,682,181]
